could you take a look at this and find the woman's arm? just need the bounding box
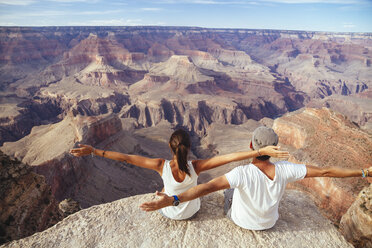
[140,175,231,212]
[70,144,164,174]
[192,146,289,175]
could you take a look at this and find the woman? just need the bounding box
[70,129,289,220]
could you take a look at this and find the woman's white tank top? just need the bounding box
[160,160,200,220]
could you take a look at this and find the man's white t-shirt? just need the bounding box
[225,161,307,230]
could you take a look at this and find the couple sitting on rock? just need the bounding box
[70,127,371,230]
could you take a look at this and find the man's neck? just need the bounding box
[252,158,275,179]
[252,158,273,168]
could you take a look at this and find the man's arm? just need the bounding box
[140,175,231,211]
[305,165,372,178]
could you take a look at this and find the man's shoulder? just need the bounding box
[274,160,307,174]
[274,160,303,166]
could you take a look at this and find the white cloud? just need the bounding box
[79,10,123,15]
[48,0,100,2]
[0,21,17,25]
[260,0,367,3]
[343,22,356,28]
[0,0,36,5]
[152,0,369,4]
[150,0,250,4]
[0,0,101,5]
[191,0,242,4]
[68,18,144,26]
[0,9,122,19]
[140,7,163,11]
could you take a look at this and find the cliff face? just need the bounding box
[273,108,372,223]
[340,184,372,248]
[0,151,62,245]
[1,114,164,208]
[2,191,352,248]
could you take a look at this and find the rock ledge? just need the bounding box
[2,190,352,248]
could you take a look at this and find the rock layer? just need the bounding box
[1,114,165,208]
[273,108,372,223]
[340,184,372,248]
[0,151,62,245]
[1,191,352,248]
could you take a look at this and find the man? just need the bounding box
[140,126,371,230]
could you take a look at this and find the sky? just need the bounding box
[0,0,371,33]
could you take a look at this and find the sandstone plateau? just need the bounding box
[1,191,353,248]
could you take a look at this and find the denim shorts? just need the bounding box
[224,188,234,220]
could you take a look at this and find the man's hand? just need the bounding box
[70,144,94,157]
[140,191,174,212]
[260,146,289,159]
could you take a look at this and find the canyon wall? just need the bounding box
[273,108,372,223]
[340,184,372,248]
[0,151,62,245]
[1,26,371,145]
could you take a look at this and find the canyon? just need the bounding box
[0,26,371,246]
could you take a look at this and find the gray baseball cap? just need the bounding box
[251,126,278,150]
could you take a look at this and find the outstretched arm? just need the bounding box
[193,146,289,175]
[140,175,231,211]
[305,165,372,178]
[70,144,164,173]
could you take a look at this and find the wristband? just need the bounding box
[361,169,366,178]
[257,149,261,156]
[172,195,180,206]
[91,148,95,157]
[102,150,106,158]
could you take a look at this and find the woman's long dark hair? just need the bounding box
[169,129,191,176]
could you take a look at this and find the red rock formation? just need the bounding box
[273,108,372,223]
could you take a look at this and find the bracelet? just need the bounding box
[91,148,95,157]
[102,150,106,158]
[257,149,261,156]
[361,169,366,178]
[366,169,369,177]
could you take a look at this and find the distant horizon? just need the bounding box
[0,0,371,33]
[1,25,372,34]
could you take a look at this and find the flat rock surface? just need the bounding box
[2,190,352,248]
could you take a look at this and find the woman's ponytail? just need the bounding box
[169,129,191,176]
[176,144,189,176]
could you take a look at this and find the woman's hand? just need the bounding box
[259,146,289,159]
[140,191,173,212]
[70,144,94,157]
